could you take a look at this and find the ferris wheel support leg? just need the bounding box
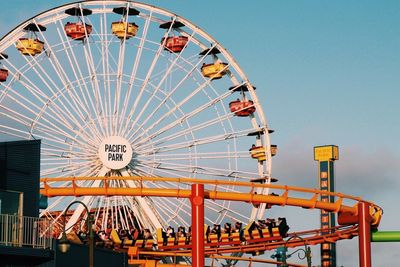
[358,202,372,267]
[191,184,205,267]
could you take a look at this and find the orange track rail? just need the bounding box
[40,176,381,216]
[40,176,382,259]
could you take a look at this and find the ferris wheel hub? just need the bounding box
[98,136,133,170]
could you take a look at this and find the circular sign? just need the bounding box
[98,136,133,170]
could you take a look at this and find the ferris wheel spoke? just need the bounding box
[1,57,94,140]
[119,30,196,139]
[135,111,246,152]
[135,165,243,194]
[121,175,190,226]
[128,76,234,144]
[0,106,91,148]
[55,25,99,127]
[0,127,31,140]
[13,44,94,139]
[63,166,109,231]
[79,5,107,138]
[6,88,83,139]
[111,4,132,135]
[32,125,98,152]
[118,11,152,129]
[137,160,257,180]
[55,22,104,140]
[138,151,250,161]
[120,169,165,230]
[136,129,253,157]
[41,140,97,158]
[99,9,111,136]
[121,42,219,139]
[42,154,97,162]
[46,161,101,178]
[120,16,177,136]
[154,197,189,227]
[33,20,92,127]
[41,161,97,177]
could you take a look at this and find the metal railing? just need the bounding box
[0,214,53,249]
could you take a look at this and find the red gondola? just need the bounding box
[0,69,8,82]
[162,36,188,53]
[64,22,92,40]
[229,99,256,117]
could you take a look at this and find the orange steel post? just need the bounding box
[358,202,371,267]
[191,184,204,267]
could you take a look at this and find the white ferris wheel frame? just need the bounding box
[0,0,273,233]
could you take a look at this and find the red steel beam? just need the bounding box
[358,202,371,267]
[191,184,204,267]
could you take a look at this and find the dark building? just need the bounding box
[0,139,41,217]
[0,140,127,266]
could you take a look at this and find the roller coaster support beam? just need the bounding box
[371,231,400,242]
[191,184,204,267]
[358,202,371,267]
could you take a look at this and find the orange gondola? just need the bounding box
[160,20,188,53]
[162,36,188,53]
[64,7,92,40]
[0,69,8,82]
[229,99,256,117]
[0,53,8,82]
[64,22,92,40]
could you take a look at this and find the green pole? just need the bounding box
[371,231,400,242]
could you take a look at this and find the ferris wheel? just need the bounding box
[0,1,275,234]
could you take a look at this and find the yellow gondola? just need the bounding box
[16,38,44,56]
[249,145,277,162]
[111,22,138,39]
[201,62,228,79]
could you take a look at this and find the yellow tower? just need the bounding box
[314,145,339,267]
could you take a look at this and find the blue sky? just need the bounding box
[1,1,399,266]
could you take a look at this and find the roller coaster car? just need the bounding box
[64,22,92,40]
[151,220,286,252]
[16,38,44,56]
[112,22,138,39]
[0,69,8,82]
[110,229,122,247]
[162,36,188,53]
[201,62,228,79]
[208,224,221,245]
[229,99,256,117]
[277,217,290,237]
[157,228,178,248]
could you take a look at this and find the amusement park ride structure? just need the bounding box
[40,175,383,267]
[0,1,396,266]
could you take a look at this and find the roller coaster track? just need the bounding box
[40,176,382,260]
[145,225,358,256]
[41,176,381,217]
